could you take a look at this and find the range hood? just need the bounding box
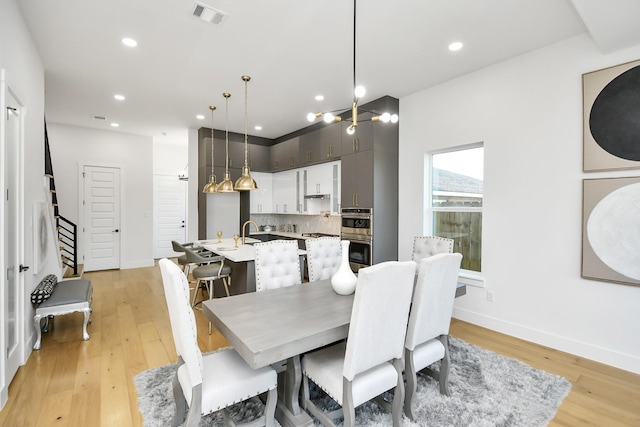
[304,194,330,199]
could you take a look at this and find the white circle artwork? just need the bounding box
[587,182,640,280]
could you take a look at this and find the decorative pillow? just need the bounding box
[31,274,58,305]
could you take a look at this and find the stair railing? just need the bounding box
[57,215,78,276]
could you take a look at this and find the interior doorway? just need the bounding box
[153,174,186,259]
[82,165,121,272]
[1,75,24,407]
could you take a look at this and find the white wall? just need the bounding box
[187,129,200,243]
[399,34,640,374]
[47,124,154,269]
[153,138,188,176]
[1,0,52,397]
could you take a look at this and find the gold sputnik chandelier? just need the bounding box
[306,0,397,134]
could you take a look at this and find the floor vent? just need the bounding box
[193,2,227,25]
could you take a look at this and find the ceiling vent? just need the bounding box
[193,2,227,25]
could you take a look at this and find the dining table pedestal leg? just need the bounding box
[275,355,314,427]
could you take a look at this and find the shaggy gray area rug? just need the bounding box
[134,337,571,426]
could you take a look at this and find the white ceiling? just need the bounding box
[16,0,640,143]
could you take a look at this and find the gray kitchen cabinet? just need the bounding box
[248,144,270,172]
[341,119,373,154]
[340,150,373,208]
[299,123,342,164]
[213,139,245,168]
[271,137,299,171]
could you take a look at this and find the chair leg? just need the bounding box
[404,348,418,420]
[184,384,203,427]
[391,359,404,427]
[343,378,356,427]
[172,358,187,427]
[191,279,200,308]
[206,279,214,335]
[222,277,231,297]
[264,386,278,427]
[438,334,451,396]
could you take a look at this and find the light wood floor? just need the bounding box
[1,263,638,426]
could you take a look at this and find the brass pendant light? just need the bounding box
[234,75,258,191]
[202,105,219,193]
[217,92,236,192]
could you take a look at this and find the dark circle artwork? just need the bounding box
[589,64,640,161]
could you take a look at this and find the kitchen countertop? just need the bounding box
[197,236,307,263]
[250,231,339,240]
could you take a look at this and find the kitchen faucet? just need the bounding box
[241,220,259,245]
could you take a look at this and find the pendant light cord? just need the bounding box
[243,77,249,166]
[353,0,357,102]
[214,107,215,180]
[225,95,230,172]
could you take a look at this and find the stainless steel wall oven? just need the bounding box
[341,207,373,272]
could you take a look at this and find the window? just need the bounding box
[429,144,483,279]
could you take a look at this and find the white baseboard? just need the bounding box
[452,307,640,375]
[122,259,155,269]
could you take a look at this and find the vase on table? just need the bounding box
[331,240,357,295]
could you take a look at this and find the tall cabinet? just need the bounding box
[340,97,399,265]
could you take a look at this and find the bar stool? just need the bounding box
[184,248,232,334]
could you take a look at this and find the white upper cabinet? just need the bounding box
[273,169,300,214]
[302,161,340,214]
[250,172,273,214]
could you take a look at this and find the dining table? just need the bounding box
[202,272,467,426]
[202,279,353,427]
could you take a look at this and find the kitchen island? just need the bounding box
[197,235,306,296]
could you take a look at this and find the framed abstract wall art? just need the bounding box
[582,177,640,286]
[583,59,640,172]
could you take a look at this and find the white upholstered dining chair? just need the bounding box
[411,236,454,270]
[301,260,417,427]
[158,258,278,427]
[304,236,342,282]
[254,240,302,291]
[404,252,462,420]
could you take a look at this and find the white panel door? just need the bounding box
[2,82,23,402]
[153,175,186,258]
[83,166,121,271]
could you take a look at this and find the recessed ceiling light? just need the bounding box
[122,38,138,47]
[110,123,120,128]
[196,114,205,120]
[315,95,324,101]
[448,41,463,52]
[114,94,125,101]
[254,125,262,131]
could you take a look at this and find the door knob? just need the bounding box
[113,229,119,233]
[19,264,30,272]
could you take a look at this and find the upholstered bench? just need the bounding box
[32,277,93,350]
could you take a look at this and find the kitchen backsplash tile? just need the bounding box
[251,214,340,236]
